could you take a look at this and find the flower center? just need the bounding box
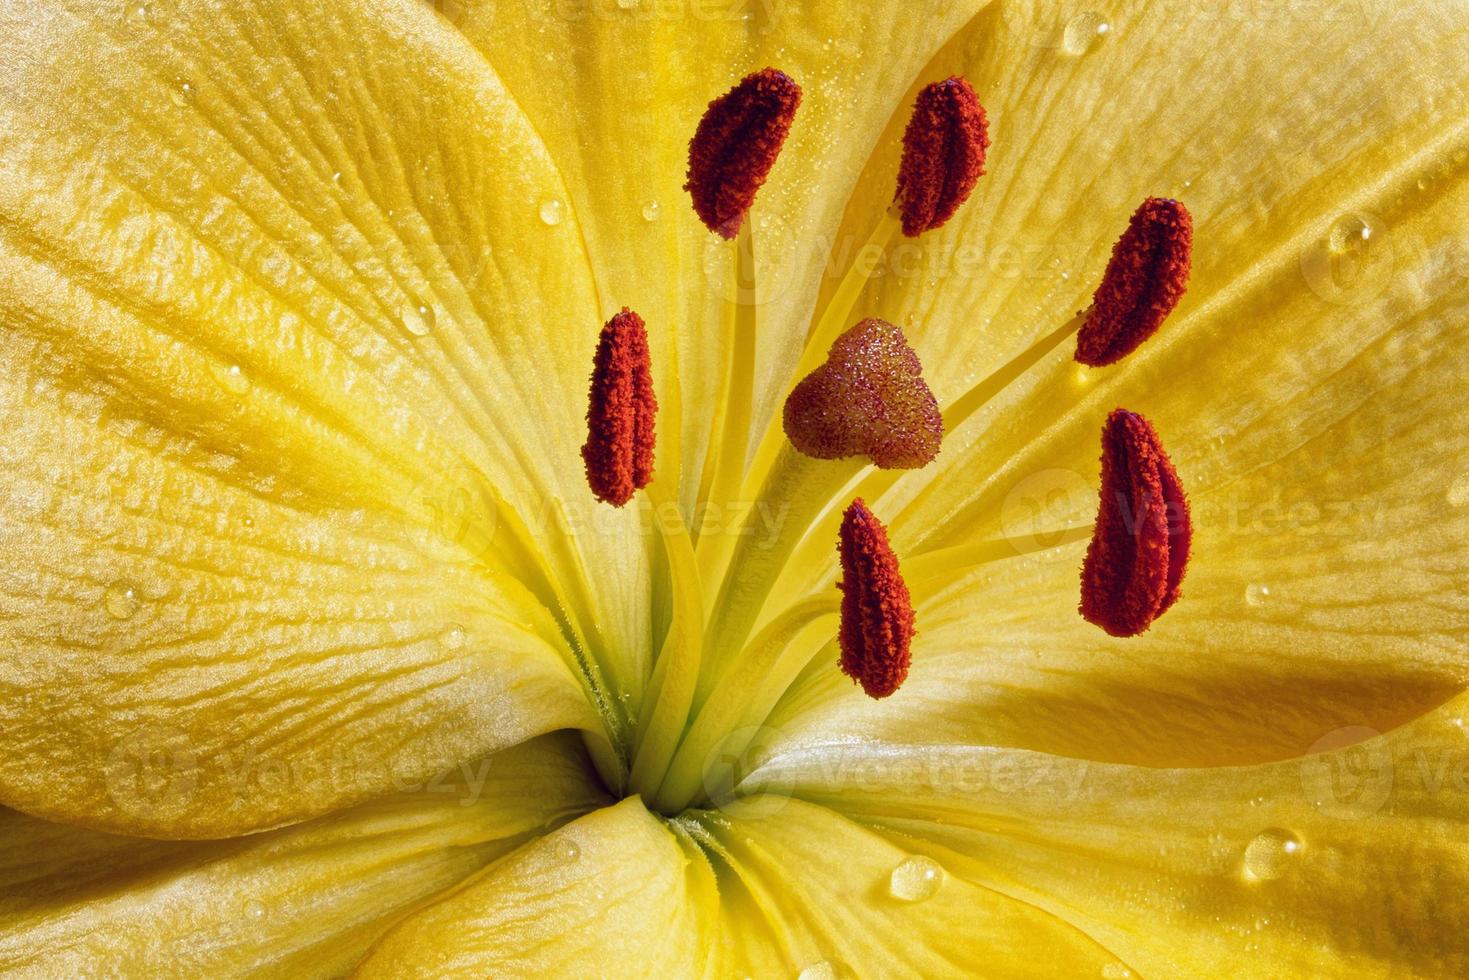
[568,67,1194,812]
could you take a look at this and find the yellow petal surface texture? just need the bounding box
[354,797,718,979]
[0,735,607,978]
[0,0,629,836]
[757,0,1469,768]
[683,798,1114,978]
[744,694,1469,976]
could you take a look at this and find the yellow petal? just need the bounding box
[449,0,996,510]
[0,0,631,835]
[684,797,1115,977]
[0,735,607,978]
[354,797,718,978]
[747,695,1469,976]
[757,0,1469,766]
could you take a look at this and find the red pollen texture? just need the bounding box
[1079,409,1192,637]
[782,318,943,469]
[685,67,802,239]
[894,76,989,238]
[581,308,656,507]
[1076,197,1193,367]
[837,498,915,699]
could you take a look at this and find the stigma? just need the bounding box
[895,76,990,237]
[782,318,943,469]
[1075,197,1192,366]
[838,499,915,699]
[582,308,656,507]
[685,67,802,239]
[1080,409,1191,637]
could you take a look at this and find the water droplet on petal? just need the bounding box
[538,199,565,226]
[615,0,640,8]
[331,171,342,184]
[171,77,195,106]
[1101,964,1133,980]
[554,837,580,863]
[641,200,662,222]
[213,363,250,395]
[121,1,151,24]
[244,900,267,921]
[399,301,435,337]
[797,962,838,980]
[1327,213,1374,255]
[888,855,945,902]
[439,624,466,650]
[104,582,141,620]
[1447,473,1469,507]
[1244,582,1271,607]
[1242,827,1303,881]
[1062,12,1110,55]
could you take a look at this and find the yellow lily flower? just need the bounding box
[2,0,1468,974]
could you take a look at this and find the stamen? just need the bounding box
[1080,409,1191,637]
[895,76,989,237]
[838,498,914,699]
[783,318,942,469]
[582,308,656,507]
[1075,197,1193,366]
[685,67,802,239]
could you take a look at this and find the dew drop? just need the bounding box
[331,171,342,184]
[1447,473,1469,508]
[104,582,141,620]
[121,0,151,23]
[244,900,267,921]
[1071,364,1092,388]
[538,199,565,226]
[797,962,838,980]
[1061,12,1110,55]
[1101,964,1133,980]
[1327,213,1374,255]
[171,77,195,106]
[888,855,945,902]
[1241,827,1303,881]
[213,363,250,395]
[615,0,640,8]
[439,624,466,650]
[641,200,662,222]
[554,837,580,863]
[399,301,435,337]
[1244,582,1271,607]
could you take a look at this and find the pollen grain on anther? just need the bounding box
[895,76,990,237]
[1080,408,1191,636]
[838,498,915,699]
[582,307,656,507]
[1075,197,1193,366]
[685,67,803,239]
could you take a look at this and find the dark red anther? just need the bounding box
[838,498,914,699]
[685,68,802,239]
[1080,409,1191,637]
[783,318,943,469]
[582,308,656,507]
[1075,198,1192,366]
[894,76,989,237]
